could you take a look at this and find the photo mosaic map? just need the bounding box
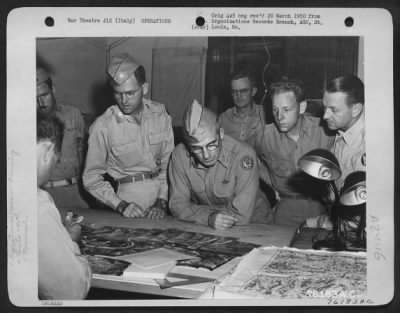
[79,225,259,275]
[241,249,367,298]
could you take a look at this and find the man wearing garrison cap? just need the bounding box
[83,53,174,219]
[168,100,273,230]
[36,67,88,209]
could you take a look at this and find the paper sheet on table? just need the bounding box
[114,248,198,269]
[207,246,367,299]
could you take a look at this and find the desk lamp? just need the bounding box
[297,149,345,251]
[338,171,366,251]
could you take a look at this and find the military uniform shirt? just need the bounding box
[255,114,335,196]
[219,103,265,148]
[169,135,271,226]
[83,98,174,209]
[51,102,86,181]
[332,110,366,189]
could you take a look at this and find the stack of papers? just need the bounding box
[117,248,197,279]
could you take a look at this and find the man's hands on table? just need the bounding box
[208,211,238,230]
[145,198,167,219]
[116,199,167,219]
[63,211,84,242]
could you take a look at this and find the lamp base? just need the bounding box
[312,239,347,251]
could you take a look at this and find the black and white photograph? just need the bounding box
[6,7,394,307]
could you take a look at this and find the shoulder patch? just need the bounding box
[361,153,366,166]
[240,155,255,170]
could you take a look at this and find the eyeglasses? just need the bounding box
[231,88,251,97]
[113,86,142,100]
[190,140,219,155]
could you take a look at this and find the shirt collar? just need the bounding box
[113,103,145,124]
[283,114,312,140]
[231,102,258,118]
[337,109,365,145]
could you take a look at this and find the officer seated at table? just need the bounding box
[168,99,273,230]
[37,112,91,300]
[83,53,174,219]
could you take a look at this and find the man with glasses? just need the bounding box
[219,71,265,148]
[83,53,174,219]
[168,100,272,230]
[36,68,88,209]
[255,78,334,227]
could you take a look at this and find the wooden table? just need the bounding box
[59,206,297,299]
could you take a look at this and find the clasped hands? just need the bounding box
[116,198,167,219]
[208,211,238,230]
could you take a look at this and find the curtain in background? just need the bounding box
[151,47,207,126]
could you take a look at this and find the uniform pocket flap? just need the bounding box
[149,133,165,144]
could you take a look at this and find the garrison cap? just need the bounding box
[183,99,218,143]
[36,68,50,86]
[107,53,140,85]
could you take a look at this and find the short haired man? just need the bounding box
[36,68,87,209]
[37,112,91,299]
[323,74,366,188]
[168,100,272,230]
[255,79,335,227]
[219,71,265,147]
[83,53,174,219]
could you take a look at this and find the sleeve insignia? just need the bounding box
[240,155,254,170]
[361,153,366,166]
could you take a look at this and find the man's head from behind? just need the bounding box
[323,74,364,132]
[269,79,307,134]
[37,112,64,187]
[183,100,223,168]
[107,53,148,116]
[36,68,57,114]
[230,71,257,109]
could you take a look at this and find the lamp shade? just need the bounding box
[339,171,366,206]
[297,149,342,181]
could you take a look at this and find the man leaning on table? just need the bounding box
[168,99,273,230]
[322,74,366,189]
[37,112,91,300]
[255,78,335,227]
[83,53,174,219]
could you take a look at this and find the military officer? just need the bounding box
[322,74,366,189]
[255,79,335,227]
[219,71,266,148]
[168,100,272,230]
[36,68,88,209]
[83,53,174,219]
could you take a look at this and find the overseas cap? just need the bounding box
[107,53,140,85]
[36,68,50,86]
[183,99,218,143]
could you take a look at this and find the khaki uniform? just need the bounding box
[83,99,174,211]
[169,135,273,226]
[332,110,366,189]
[44,102,88,209]
[255,114,335,226]
[219,103,265,148]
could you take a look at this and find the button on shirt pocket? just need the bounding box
[111,142,142,168]
[149,133,165,157]
[213,176,235,204]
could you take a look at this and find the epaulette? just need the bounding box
[95,106,116,127]
[144,99,167,114]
